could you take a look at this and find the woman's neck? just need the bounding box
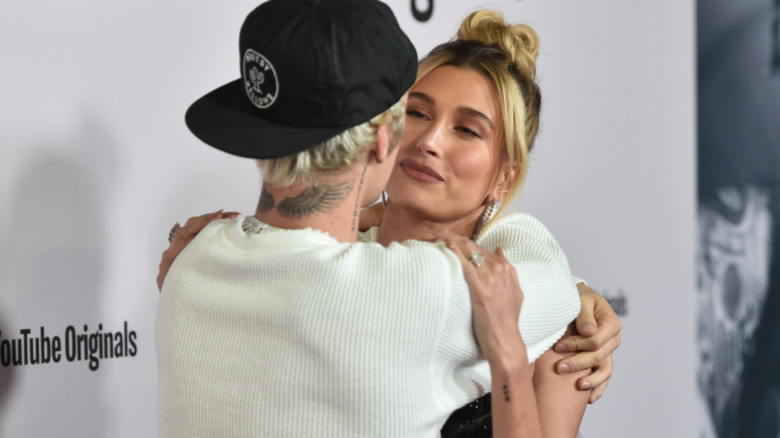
[376,201,483,246]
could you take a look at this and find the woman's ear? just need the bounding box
[491,164,518,202]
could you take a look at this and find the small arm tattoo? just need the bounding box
[503,384,511,402]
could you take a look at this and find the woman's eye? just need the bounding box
[457,126,480,138]
[406,109,427,119]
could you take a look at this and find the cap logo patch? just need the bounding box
[243,49,279,109]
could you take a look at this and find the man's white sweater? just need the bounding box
[156,213,579,437]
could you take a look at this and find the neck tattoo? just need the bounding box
[351,165,368,233]
[259,181,354,220]
[258,186,275,213]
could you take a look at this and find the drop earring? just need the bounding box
[472,198,496,241]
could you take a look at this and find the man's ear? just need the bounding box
[369,123,390,164]
[491,163,518,202]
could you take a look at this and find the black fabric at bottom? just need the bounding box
[440,393,493,438]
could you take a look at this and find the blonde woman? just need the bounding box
[365,11,612,436]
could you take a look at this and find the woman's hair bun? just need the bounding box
[456,10,539,78]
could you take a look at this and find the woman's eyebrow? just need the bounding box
[408,91,434,104]
[409,91,494,129]
[458,106,494,130]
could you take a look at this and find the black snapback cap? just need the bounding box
[185,0,418,159]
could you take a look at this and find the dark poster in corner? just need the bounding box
[697,0,780,436]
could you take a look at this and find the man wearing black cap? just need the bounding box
[182,0,416,243]
[156,1,580,436]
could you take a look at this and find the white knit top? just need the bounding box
[156,213,579,437]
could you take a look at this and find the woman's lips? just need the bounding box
[399,160,444,182]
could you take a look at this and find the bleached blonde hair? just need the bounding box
[258,98,406,186]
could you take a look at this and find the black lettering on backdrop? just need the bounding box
[0,321,138,371]
[601,288,629,317]
[65,325,77,361]
[128,327,137,357]
[52,335,61,363]
[0,333,8,366]
[21,329,30,365]
[411,0,433,22]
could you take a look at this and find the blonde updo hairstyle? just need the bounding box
[417,10,541,226]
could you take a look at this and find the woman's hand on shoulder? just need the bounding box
[434,231,527,367]
[157,210,240,291]
[552,283,622,403]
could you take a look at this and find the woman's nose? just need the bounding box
[415,124,443,157]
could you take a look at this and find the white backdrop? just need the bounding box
[0,1,696,437]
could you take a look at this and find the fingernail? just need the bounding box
[558,363,570,373]
[582,323,596,333]
[581,381,591,390]
[554,343,567,353]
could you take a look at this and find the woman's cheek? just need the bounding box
[449,145,494,185]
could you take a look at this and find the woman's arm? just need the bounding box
[533,324,590,437]
[157,210,240,291]
[490,349,541,437]
[477,214,621,402]
[436,231,543,438]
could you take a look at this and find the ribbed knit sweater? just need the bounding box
[156,213,579,437]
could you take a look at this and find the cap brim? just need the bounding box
[185,79,353,159]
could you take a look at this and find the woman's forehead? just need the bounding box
[411,66,500,115]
